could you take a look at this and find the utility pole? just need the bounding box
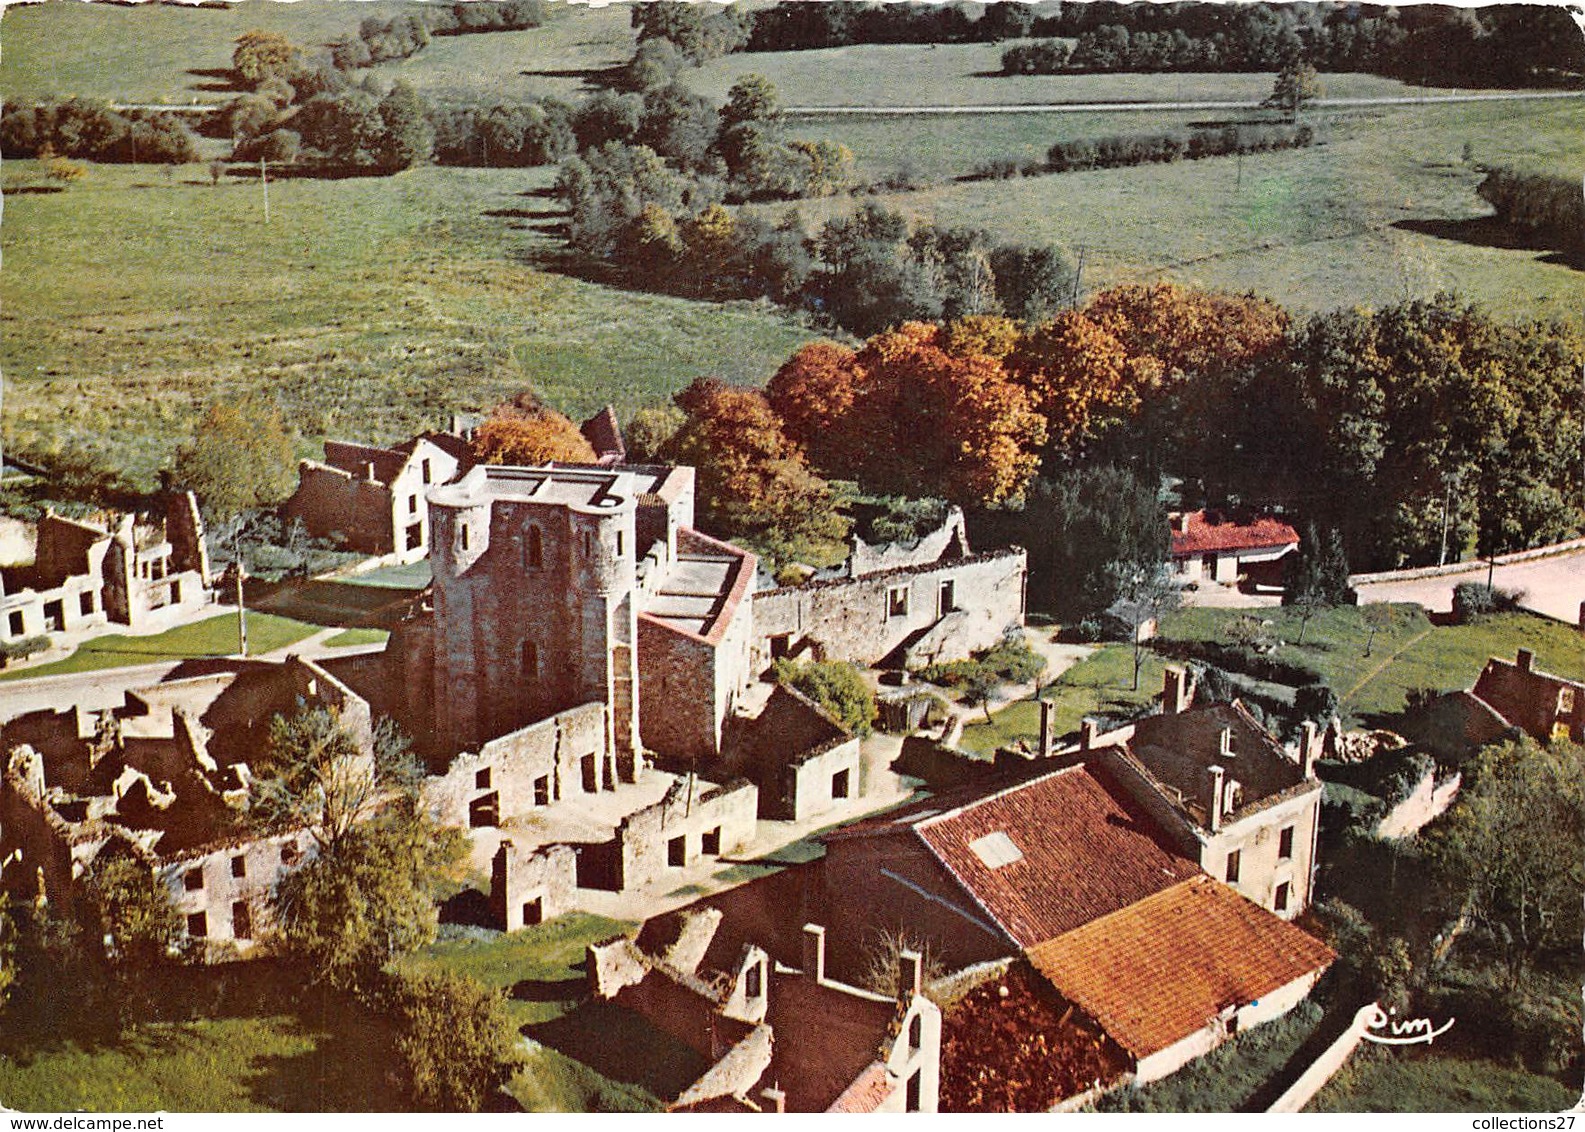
[260,156,269,224]
[1071,246,1086,309]
[1438,469,1460,566]
[234,532,248,657]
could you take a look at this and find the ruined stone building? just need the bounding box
[587,910,940,1112]
[0,655,368,957]
[1074,666,1325,920]
[284,435,465,564]
[0,493,211,644]
[1468,647,1583,744]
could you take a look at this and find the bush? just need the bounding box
[1154,638,1323,687]
[769,658,877,736]
[1045,123,1313,175]
[0,636,51,666]
[1451,582,1524,621]
[1294,681,1340,722]
[380,968,520,1111]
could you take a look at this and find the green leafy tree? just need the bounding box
[172,396,296,520]
[1109,561,1181,691]
[233,29,298,88]
[252,704,380,851]
[1264,59,1320,121]
[80,855,183,1022]
[770,658,877,736]
[1425,737,1585,986]
[387,969,522,1111]
[1284,523,1350,644]
[377,82,434,171]
[0,896,16,1013]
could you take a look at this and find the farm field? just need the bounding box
[1306,1048,1579,1113]
[0,0,635,106]
[757,97,1585,327]
[0,160,820,487]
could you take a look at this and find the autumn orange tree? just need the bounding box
[667,377,849,558]
[470,393,596,466]
[1004,311,1133,454]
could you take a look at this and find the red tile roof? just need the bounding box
[916,766,1200,948]
[1027,876,1335,1059]
[1170,510,1299,557]
[826,1061,893,1113]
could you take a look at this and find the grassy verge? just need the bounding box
[0,1014,395,1113]
[0,610,323,682]
[323,627,390,648]
[1306,1047,1578,1112]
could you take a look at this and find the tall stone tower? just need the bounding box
[426,466,642,780]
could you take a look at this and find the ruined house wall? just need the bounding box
[165,491,211,584]
[1376,770,1462,840]
[421,703,607,830]
[784,737,863,824]
[161,827,318,959]
[285,462,396,556]
[0,749,77,901]
[1089,748,1202,859]
[815,834,1013,976]
[849,507,968,578]
[490,841,577,931]
[637,618,721,765]
[1203,788,1321,920]
[751,549,1026,671]
[616,779,757,892]
[33,513,105,588]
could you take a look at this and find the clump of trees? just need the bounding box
[470,393,598,466]
[631,1,753,68]
[172,396,297,520]
[0,100,199,164]
[1477,166,1584,263]
[769,658,878,736]
[1042,122,1314,175]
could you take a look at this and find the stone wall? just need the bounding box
[490,840,577,931]
[637,617,721,764]
[1205,788,1322,919]
[421,702,607,830]
[161,827,318,960]
[751,548,1026,672]
[1376,769,1462,840]
[785,736,863,824]
[285,461,396,556]
[616,778,757,892]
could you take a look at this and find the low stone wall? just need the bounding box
[1267,1002,1379,1113]
[490,840,577,932]
[1350,536,1585,587]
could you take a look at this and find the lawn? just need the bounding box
[2,160,821,488]
[0,610,323,682]
[1158,606,1585,724]
[323,626,391,648]
[0,1014,395,1112]
[959,643,1169,755]
[1306,1047,1579,1113]
[398,913,666,1112]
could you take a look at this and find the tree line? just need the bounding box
[973,121,1314,181]
[0,99,199,164]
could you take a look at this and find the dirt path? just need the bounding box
[786,90,1585,115]
[1339,626,1433,707]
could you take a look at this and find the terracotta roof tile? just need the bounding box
[826,1061,893,1112]
[1170,510,1299,557]
[916,766,1200,947]
[1027,877,1335,1059]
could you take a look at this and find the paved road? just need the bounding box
[1355,550,1585,625]
[786,90,1585,115]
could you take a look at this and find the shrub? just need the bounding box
[1294,681,1340,722]
[1451,582,1524,621]
[380,969,520,1111]
[770,658,877,736]
[0,636,51,666]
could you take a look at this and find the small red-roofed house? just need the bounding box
[1169,509,1299,587]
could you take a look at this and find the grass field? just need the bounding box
[1,160,820,487]
[0,610,322,682]
[0,1014,395,1112]
[0,0,633,106]
[1306,1047,1578,1112]
[752,96,1585,328]
[323,626,390,647]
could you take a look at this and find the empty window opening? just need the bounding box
[406,523,423,552]
[581,753,599,793]
[522,898,543,927]
[888,586,909,618]
[533,775,551,807]
[745,961,762,1000]
[8,611,23,637]
[187,912,208,939]
[906,1070,922,1113]
[43,600,64,632]
[831,768,851,800]
[969,831,1023,869]
[469,792,499,829]
[459,524,470,552]
[909,1013,923,1051]
[1274,881,1291,913]
[521,640,538,677]
[281,844,299,866]
[184,869,204,892]
[667,836,686,868]
[475,767,492,790]
[1225,849,1242,884]
[1278,825,1295,861]
[79,592,95,617]
[408,494,419,515]
[231,901,252,940]
[938,579,956,615]
[615,530,625,556]
[421,459,432,484]
[702,827,720,855]
[526,525,543,569]
[769,633,792,660]
[169,579,182,604]
[230,855,246,879]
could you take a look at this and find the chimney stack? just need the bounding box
[1516,648,1535,673]
[1207,764,1225,832]
[801,923,826,984]
[1079,717,1099,751]
[1163,666,1191,714]
[1174,512,1192,535]
[1300,721,1319,780]
[1218,725,1234,759]
[1039,700,1055,756]
[898,948,923,1001]
[761,1087,787,1114]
